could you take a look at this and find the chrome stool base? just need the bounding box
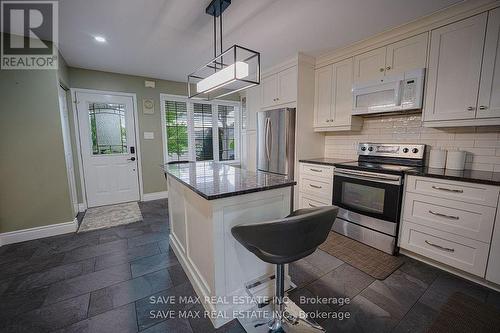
[267,298,325,333]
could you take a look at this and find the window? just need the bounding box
[161,95,240,164]
[164,100,189,162]
[218,105,235,161]
[193,103,213,161]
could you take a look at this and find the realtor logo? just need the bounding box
[1,1,58,69]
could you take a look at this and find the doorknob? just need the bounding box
[128,157,136,161]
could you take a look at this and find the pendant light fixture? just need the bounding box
[188,0,260,100]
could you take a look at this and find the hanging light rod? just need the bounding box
[187,0,260,100]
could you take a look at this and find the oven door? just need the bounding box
[333,168,403,223]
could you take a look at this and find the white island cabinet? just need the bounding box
[164,161,295,328]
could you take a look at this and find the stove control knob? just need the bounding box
[361,146,366,151]
[403,148,409,153]
[412,148,419,154]
[368,147,373,152]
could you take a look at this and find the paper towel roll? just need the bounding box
[446,151,466,170]
[429,149,447,169]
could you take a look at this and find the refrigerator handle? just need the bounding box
[266,118,272,161]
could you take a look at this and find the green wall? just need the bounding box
[68,67,239,197]
[0,68,74,233]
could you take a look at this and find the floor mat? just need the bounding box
[319,232,404,280]
[428,292,500,333]
[78,202,143,233]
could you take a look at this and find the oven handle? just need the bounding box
[334,169,402,185]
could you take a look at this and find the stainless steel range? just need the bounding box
[332,143,426,255]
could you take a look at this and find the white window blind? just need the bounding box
[161,95,240,164]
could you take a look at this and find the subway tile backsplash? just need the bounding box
[324,114,500,172]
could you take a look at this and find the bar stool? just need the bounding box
[231,206,339,332]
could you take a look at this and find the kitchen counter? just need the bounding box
[406,167,500,186]
[163,161,293,328]
[163,161,296,200]
[299,157,354,166]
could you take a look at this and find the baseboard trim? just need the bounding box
[142,191,168,202]
[78,203,87,212]
[0,219,78,247]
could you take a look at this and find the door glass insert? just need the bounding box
[342,182,385,214]
[165,100,189,162]
[88,102,127,155]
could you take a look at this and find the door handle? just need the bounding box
[128,157,136,161]
[425,240,455,253]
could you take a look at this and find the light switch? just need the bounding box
[145,80,156,88]
[144,132,154,140]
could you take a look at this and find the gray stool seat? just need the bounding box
[231,206,339,332]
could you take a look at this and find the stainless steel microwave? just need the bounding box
[352,68,425,116]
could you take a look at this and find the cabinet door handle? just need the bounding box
[479,105,488,110]
[379,68,385,72]
[428,210,459,220]
[309,203,317,208]
[309,184,322,189]
[467,106,475,111]
[425,240,455,253]
[310,168,323,173]
[431,186,463,193]
[386,66,391,70]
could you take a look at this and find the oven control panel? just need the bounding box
[358,143,425,159]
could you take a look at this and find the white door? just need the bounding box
[314,65,333,126]
[353,46,387,82]
[385,33,428,75]
[58,86,78,215]
[76,91,140,208]
[260,74,278,108]
[332,57,354,127]
[277,66,297,105]
[478,8,500,119]
[424,13,487,122]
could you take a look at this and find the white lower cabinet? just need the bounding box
[486,212,500,285]
[298,163,334,209]
[400,222,490,276]
[401,176,500,281]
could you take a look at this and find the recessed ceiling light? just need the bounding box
[94,36,106,43]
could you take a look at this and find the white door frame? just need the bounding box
[70,88,144,209]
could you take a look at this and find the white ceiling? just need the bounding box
[59,0,463,82]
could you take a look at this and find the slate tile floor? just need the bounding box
[0,199,499,332]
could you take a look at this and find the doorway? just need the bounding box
[74,90,141,208]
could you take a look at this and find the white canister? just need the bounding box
[446,150,466,170]
[429,149,447,169]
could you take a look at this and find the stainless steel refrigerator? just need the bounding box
[257,108,296,178]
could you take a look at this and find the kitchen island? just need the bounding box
[163,161,296,328]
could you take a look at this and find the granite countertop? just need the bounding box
[163,161,296,200]
[406,167,500,186]
[298,157,355,166]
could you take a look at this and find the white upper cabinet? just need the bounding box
[260,66,297,109]
[424,13,487,122]
[478,7,500,119]
[314,65,333,127]
[354,33,428,82]
[386,33,428,75]
[314,58,361,131]
[332,58,355,127]
[261,74,279,108]
[354,47,386,82]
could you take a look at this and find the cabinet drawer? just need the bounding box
[300,163,334,180]
[300,177,333,201]
[406,176,499,207]
[403,192,496,242]
[400,222,489,277]
[299,193,331,209]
